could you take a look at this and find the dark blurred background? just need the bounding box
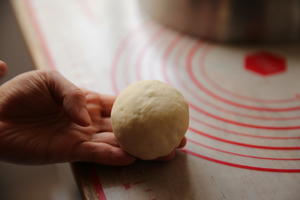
[0,1,80,200]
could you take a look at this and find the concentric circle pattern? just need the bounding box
[111,22,300,172]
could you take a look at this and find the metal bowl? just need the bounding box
[140,0,300,43]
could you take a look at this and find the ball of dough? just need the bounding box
[111,80,189,160]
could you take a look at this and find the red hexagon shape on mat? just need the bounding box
[245,52,286,76]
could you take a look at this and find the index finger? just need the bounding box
[81,90,116,117]
[178,137,187,148]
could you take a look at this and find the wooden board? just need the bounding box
[12,0,300,199]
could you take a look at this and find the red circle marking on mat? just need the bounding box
[111,21,154,93]
[201,47,297,103]
[187,138,300,160]
[190,127,300,150]
[182,149,300,173]
[160,40,300,129]
[111,26,139,93]
[187,44,300,112]
[163,38,300,139]
[184,44,300,129]
[139,32,300,140]
[191,116,300,140]
[136,28,166,81]
[110,22,300,173]
[123,25,160,86]
[168,37,300,121]
[147,31,300,144]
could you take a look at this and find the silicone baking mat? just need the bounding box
[15,0,300,199]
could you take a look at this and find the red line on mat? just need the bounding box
[182,149,300,173]
[190,127,300,150]
[187,43,300,112]
[188,138,300,160]
[90,167,107,200]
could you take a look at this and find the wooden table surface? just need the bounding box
[11,0,300,199]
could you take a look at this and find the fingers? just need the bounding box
[155,150,176,161]
[0,60,8,77]
[86,100,113,132]
[64,90,91,126]
[91,132,119,147]
[76,135,186,165]
[86,103,101,119]
[75,142,135,166]
[100,94,116,117]
[43,70,91,126]
[178,137,187,148]
[153,138,187,162]
[85,93,104,125]
[99,118,113,132]
[86,92,101,105]
[85,91,116,117]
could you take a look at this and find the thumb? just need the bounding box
[44,70,91,126]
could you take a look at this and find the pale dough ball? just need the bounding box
[111,80,189,160]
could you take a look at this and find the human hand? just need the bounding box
[0,62,186,165]
[0,67,135,165]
